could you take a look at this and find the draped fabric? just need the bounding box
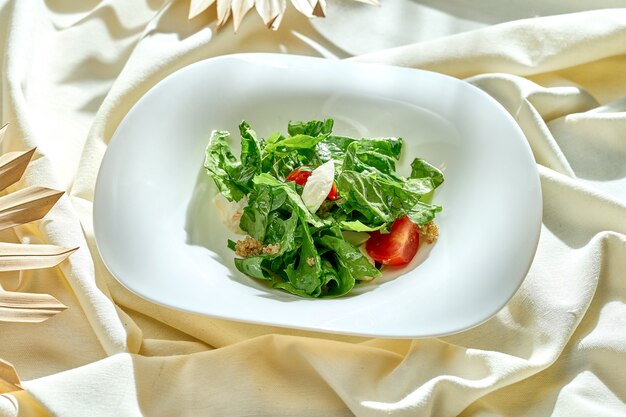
[1,1,625,415]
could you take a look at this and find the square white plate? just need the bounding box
[94,54,541,338]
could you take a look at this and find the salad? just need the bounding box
[204,119,444,298]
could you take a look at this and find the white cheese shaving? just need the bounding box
[213,193,247,235]
[301,160,335,213]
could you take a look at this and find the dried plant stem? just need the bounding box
[0,243,77,272]
[0,358,21,393]
[0,186,64,232]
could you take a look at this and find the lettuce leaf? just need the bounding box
[336,170,422,225]
[281,219,323,296]
[287,119,334,137]
[203,123,263,202]
[316,228,380,281]
[411,158,444,189]
[252,173,326,228]
[203,130,248,202]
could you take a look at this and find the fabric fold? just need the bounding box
[1,1,625,416]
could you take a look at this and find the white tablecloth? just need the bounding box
[1,1,625,415]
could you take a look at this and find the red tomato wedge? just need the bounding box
[366,216,420,266]
[285,168,312,185]
[286,167,338,201]
[327,182,338,201]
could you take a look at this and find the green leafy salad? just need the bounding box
[204,119,444,298]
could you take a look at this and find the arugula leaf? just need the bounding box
[336,170,422,225]
[316,135,356,164]
[265,153,300,180]
[264,133,329,153]
[234,257,271,280]
[339,220,385,232]
[265,131,283,146]
[319,256,355,298]
[265,210,299,254]
[316,231,380,280]
[354,137,403,158]
[280,219,323,296]
[411,158,444,188]
[253,173,325,227]
[343,142,401,180]
[234,210,301,281]
[237,121,263,187]
[407,201,443,226]
[204,130,248,202]
[287,119,334,136]
[239,185,286,242]
[204,123,264,202]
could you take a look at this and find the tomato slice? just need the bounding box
[285,167,312,185]
[286,167,338,201]
[365,216,420,266]
[327,182,338,201]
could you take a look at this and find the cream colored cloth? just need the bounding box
[1,1,626,416]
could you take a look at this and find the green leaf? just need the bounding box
[316,233,380,281]
[204,130,247,202]
[410,158,444,189]
[253,173,325,227]
[234,257,271,280]
[336,170,422,225]
[282,219,322,296]
[287,119,334,137]
[339,220,385,232]
[407,201,442,226]
[264,133,329,153]
[341,230,371,246]
[343,141,401,180]
[354,137,403,158]
[265,131,283,146]
[265,210,299,254]
[265,153,300,180]
[239,185,284,242]
[237,121,263,187]
[319,256,355,298]
[316,135,356,165]
[405,177,436,196]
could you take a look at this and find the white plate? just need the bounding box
[94,53,541,338]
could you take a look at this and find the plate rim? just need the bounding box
[93,53,542,338]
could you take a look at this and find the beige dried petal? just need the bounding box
[190,0,374,30]
[290,0,316,17]
[231,0,255,31]
[0,186,64,232]
[267,12,284,30]
[216,0,232,28]
[0,290,67,323]
[0,241,76,323]
[0,305,64,323]
[0,124,77,325]
[312,0,326,17]
[0,358,21,393]
[189,0,216,19]
[0,291,65,309]
[0,148,36,192]
[255,0,286,26]
[0,243,77,272]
